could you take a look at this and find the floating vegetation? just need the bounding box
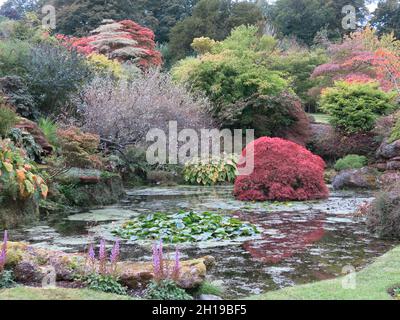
[113,211,260,243]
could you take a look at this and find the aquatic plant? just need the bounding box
[113,211,259,243]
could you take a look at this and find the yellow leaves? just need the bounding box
[2,161,13,173]
[40,184,48,199]
[1,139,49,200]
[24,180,35,195]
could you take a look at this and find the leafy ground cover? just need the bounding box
[113,211,260,243]
[247,245,400,300]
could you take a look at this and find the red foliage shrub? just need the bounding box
[57,19,162,70]
[234,137,329,201]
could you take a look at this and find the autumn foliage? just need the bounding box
[312,27,400,94]
[234,137,329,201]
[57,19,162,69]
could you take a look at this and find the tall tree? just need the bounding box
[372,0,400,39]
[168,0,264,62]
[50,0,199,42]
[0,0,43,20]
[266,0,368,45]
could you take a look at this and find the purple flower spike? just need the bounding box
[0,230,8,271]
[110,240,120,264]
[88,244,96,262]
[152,242,160,277]
[99,239,106,261]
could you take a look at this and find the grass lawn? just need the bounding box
[309,113,332,124]
[246,245,400,300]
[0,287,133,300]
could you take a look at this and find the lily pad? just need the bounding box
[113,211,260,243]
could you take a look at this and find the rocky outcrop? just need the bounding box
[6,242,214,290]
[55,168,125,207]
[0,198,39,229]
[332,167,380,190]
[375,139,400,171]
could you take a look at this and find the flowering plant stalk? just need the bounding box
[152,240,181,282]
[86,239,120,276]
[0,231,8,273]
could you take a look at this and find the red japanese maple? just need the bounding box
[234,137,329,202]
[57,20,162,69]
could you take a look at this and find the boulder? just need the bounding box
[378,171,400,188]
[376,139,400,160]
[332,167,379,190]
[13,261,46,284]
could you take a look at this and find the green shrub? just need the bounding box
[334,155,368,171]
[0,40,30,77]
[0,270,16,289]
[24,43,93,115]
[145,280,193,300]
[8,128,42,161]
[0,105,17,137]
[82,273,127,296]
[0,76,37,119]
[38,118,58,147]
[320,81,397,133]
[366,183,400,239]
[183,154,238,186]
[388,114,400,143]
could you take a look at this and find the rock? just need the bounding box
[199,294,223,300]
[6,242,214,290]
[378,171,400,188]
[376,139,400,159]
[0,198,39,229]
[15,118,53,155]
[118,256,213,289]
[13,261,45,284]
[55,168,125,207]
[386,160,400,170]
[332,167,379,190]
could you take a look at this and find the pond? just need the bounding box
[11,186,399,299]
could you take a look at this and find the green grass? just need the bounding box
[310,113,332,124]
[246,245,400,300]
[0,287,134,300]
